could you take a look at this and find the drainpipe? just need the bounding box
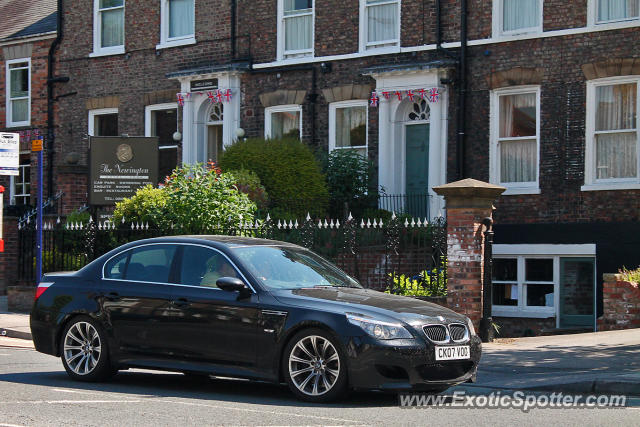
[46,0,64,198]
[230,0,237,60]
[456,0,468,179]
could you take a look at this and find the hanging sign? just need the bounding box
[0,133,20,176]
[190,78,218,92]
[32,139,43,152]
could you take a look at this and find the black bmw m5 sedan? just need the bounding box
[30,236,481,402]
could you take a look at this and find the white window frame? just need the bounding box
[492,244,597,321]
[489,85,541,195]
[492,0,544,38]
[588,0,640,26]
[157,0,196,50]
[328,100,369,155]
[359,0,401,53]
[91,0,126,57]
[9,151,31,205]
[5,58,31,128]
[277,0,315,60]
[145,103,179,150]
[264,104,303,139]
[88,107,119,136]
[583,76,640,191]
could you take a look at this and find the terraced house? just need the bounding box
[1,0,639,334]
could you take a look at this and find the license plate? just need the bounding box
[435,345,470,361]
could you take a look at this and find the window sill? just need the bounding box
[156,37,196,50]
[492,308,555,319]
[501,187,541,196]
[90,47,125,58]
[581,182,640,192]
[5,122,31,129]
[362,45,401,55]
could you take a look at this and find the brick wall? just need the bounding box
[493,316,557,337]
[0,217,20,296]
[598,273,640,331]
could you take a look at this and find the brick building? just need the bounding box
[3,0,640,332]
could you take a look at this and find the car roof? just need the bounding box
[140,235,303,249]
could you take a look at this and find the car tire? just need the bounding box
[60,315,114,382]
[283,328,348,403]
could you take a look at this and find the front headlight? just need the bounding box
[466,317,476,336]
[346,313,413,340]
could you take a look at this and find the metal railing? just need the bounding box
[18,214,446,292]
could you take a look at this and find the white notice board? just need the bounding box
[0,133,19,176]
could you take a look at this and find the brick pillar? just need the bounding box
[433,179,505,328]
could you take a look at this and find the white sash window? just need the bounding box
[361,0,400,51]
[279,0,314,59]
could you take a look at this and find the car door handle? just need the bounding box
[104,292,121,302]
[170,298,190,308]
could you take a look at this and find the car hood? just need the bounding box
[270,287,467,324]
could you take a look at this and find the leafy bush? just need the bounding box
[65,211,91,225]
[324,149,374,217]
[219,137,328,218]
[36,250,88,272]
[619,266,640,283]
[113,163,257,232]
[232,169,269,210]
[385,259,447,297]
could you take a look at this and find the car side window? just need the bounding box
[126,245,177,283]
[104,251,129,279]
[180,246,239,288]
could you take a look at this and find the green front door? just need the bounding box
[405,124,429,217]
[559,258,596,329]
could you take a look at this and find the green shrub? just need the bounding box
[112,163,257,232]
[385,259,447,297]
[219,137,328,218]
[619,266,640,283]
[324,149,374,217]
[231,169,269,210]
[36,250,88,272]
[65,211,91,225]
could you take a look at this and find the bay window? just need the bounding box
[584,77,639,190]
[93,0,125,56]
[360,0,400,51]
[6,59,30,127]
[329,101,368,157]
[490,87,540,194]
[279,0,314,59]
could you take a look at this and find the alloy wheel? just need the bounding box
[63,321,102,376]
[288,335,340,396]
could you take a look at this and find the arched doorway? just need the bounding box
[206,102,224,163]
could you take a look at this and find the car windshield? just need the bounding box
[232,246,362,290]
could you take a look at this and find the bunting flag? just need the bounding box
[381,91,391,100]
[177,93,185,106]
[418,88,426,99]
[215,90,224,103]
[427,88,440,103]
[176,89,235,106]
[394,91,402,101]
[207,91,217,103]
[224,89,233,102]
[370,91,379,107]
[406,90,415,102]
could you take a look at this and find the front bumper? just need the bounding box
[345,335,482,391]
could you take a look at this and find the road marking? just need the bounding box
[0,400,142,404]
[0,423,30,427]
[159,399,362,424]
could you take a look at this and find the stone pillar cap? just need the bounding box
[433,179,506,209]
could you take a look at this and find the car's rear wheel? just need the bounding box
[283,328,347,402]
[60,316,114,382]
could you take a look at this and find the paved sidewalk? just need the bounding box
[1,311,639,395]
[0,312,32,340]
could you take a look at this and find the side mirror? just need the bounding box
[217,277,251,297]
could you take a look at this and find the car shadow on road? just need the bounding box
[0,369,404,408]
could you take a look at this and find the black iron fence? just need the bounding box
[18,214,446,291]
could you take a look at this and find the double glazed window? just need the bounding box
[585,78,639,189]
[160,0,195,47]
[493,258,555,312]
[596,0,639,23]
[491,87,540,193]
[265,105,302,139]
[329,101,368,157]
[361,0,400,50]
[6,60,30,127]
[94,0,125,54]
[280,0,314,58]
[496,0,542,35]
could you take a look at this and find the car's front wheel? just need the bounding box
[283,328,347,402]
[60,316,114,382]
